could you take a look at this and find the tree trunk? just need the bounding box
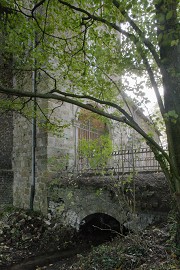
[155,0,180,250]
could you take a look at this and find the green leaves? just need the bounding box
[79,134,113,169]
[166,10,173,20]
[0,0,159,105]
[164,110,179,124]
[171,39,179,47]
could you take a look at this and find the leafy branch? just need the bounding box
[0,85,171,168]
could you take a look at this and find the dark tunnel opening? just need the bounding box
[78,213,129,245]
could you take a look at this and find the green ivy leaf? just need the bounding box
[158,33,163,42]
[171,39,179,47]
[159,25,165,31]
[164,110,179,123]
[166,10,173,20]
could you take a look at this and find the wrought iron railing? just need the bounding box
[75,147,167,174]
[111,148,162,173]
[74,120,167,174]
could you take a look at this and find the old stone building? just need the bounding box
[0,72,160,213]
[0,40,160,213]
[0,1,161,214]
[8,94,159,213]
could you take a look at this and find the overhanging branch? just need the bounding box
[0,85,171,165]
[112,0,162,69]
[57,0,135,41]
[57,0,162,70]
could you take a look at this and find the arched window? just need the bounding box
[78,108,108,141]
[75,108,110,171]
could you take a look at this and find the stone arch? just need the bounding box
[78,212,129,242]
[80,213,120,231]
[74,197,129,231]
[53,185,130,231]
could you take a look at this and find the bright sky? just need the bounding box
[122,75,163,116]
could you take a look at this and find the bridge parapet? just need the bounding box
[48,172,171,231]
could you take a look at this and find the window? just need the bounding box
[75,108,109,171]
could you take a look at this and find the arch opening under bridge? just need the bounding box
[79,213,129,243]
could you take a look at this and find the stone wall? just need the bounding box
[47,173,170,231]
[47,101,77,172]
[48,183,129,230]
[0,110,13,170]
[0,171,13,209]
[112,106,160,151]
[46,100,160,175]
[13,101,48,213]
[0,98,14,209]
[12,99,76,213]
[0,40,14,209]
[11,98,162,214]
[11,81,161,214]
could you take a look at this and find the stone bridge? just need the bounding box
[48,172,171,233]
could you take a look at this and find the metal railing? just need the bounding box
[74,120,167,174]
[75,147,167,174]
[111,147,162,174]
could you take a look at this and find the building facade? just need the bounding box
[10,95,160,212]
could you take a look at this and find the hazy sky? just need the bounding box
[123,75,163,115]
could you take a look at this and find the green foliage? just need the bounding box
[95,188,103,196]
[0,95,69,137]
[1,0,153,104]
[79,134,113,169]
[122,173,134,193]
[0,205,17,220]
[171,39,179,47]
[47,153,69,172]
[164,110,179,124]
[0,0,179,117]
[40,119,69,136]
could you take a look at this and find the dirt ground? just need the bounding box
[0,209,179,270]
